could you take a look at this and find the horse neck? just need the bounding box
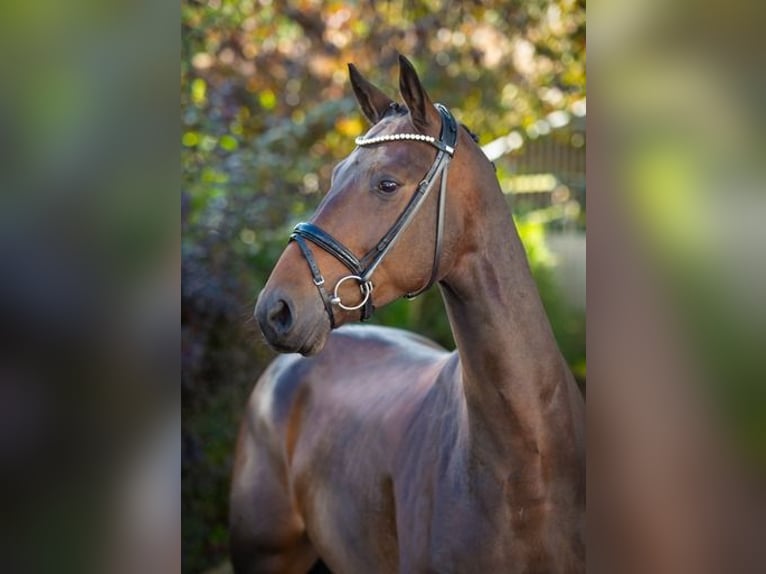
[439,162,582,468]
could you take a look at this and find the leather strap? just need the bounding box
[406,161,449,299]
[292,222,362,275]
[291,234,337,328]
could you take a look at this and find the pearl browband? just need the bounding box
[355,133,455,156]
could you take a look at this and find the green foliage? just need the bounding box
[181,1,585,571]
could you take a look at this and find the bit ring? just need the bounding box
[330,275,373,311]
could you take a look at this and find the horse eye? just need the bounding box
[378,180,399,194]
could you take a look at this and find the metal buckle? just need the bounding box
[330,275,374,311]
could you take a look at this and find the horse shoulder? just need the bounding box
[230,353,321,572]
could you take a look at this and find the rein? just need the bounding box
[290,104,458,327]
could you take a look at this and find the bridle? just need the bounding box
[289,104,458,328]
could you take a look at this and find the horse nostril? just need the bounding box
[267,298,293,335]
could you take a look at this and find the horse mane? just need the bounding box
[461,123,480,143]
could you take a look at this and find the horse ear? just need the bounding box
[398,55,438,132]
[348,63,394,125]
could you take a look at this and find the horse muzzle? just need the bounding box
[254,287,329,355]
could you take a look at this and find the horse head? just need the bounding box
[255,55,494,355]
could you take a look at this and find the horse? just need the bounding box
[230,55,585,573]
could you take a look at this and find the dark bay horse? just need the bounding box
[230,56,585,573]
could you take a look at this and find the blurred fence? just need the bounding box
[484,110,586,310]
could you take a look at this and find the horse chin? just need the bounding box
[262,320,329,356]
[299,329,329,356]
[288,317,327,355]
[261,329,324,355]
[288,317,331,356]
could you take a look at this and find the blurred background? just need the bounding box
[181,0,585,571]
[0,0,180,571]
[589,1,766,571]
[0,0,762,571]
[1,0,763,571]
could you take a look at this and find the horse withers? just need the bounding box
[230,56,585,573]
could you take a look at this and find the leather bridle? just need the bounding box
[290,104,458,328]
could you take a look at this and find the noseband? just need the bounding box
[290,104,458,328]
